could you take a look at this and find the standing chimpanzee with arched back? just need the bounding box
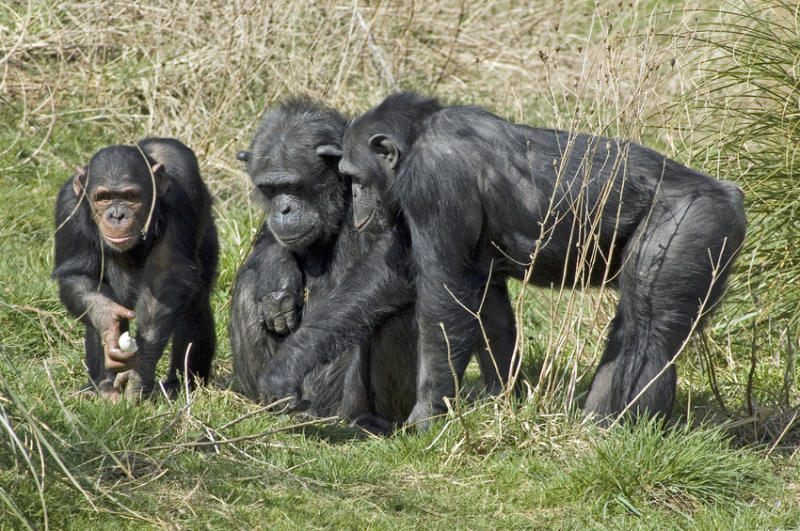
[230,98,516,433]
[338,92,746,429]
[53,138,218,400]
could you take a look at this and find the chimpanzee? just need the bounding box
[229,99,414,433]
[230,98,515,433]
[339,92,747,429]
[53,138,218,400]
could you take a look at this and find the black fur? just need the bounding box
[341,92,747,429]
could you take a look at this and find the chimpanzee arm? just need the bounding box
[258,230,413,403]
[53,181,106,319]
[230,222,305,400]
[247,222,304,334]
[53,182,136,371]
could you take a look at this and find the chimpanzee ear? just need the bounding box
[151,162,171,195]
[72,166,87,196]
[236,150,251,162]
[315,144,343,159]
[369,134,399,170]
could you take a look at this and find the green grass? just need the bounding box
[2,1,799,528]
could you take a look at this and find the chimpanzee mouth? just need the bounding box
[104,235,131,245]
[353,212,373,231]
[277,232,312,247]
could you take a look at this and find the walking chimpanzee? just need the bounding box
[53,138,218,400]
[337,92,746,429]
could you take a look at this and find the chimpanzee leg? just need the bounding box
[338,344,370,418]
[583,315,625,418]
[351,310,416,434]
[126,286,188,399]
[604,282,680,421]
[230,223,304,399]
[230,267,279,400]
[586,194,745,421]
[82,323,118,392]
[339,344,394,436]
[406,266,484,429]
[165,296,216,396]
[584,303,675,422]
[476,277,517,394]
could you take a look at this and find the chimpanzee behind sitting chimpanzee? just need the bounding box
[337,92,747,429]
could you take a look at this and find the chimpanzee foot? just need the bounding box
[350,413,394,436]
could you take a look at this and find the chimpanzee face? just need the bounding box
[239,109,346,252]
[74,146,166,252]
[340,125,400,234]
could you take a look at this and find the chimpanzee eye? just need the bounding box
[285,183,305,195]
[258,184,276,198]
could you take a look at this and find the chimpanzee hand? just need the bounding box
[260,288,302,334]
[90,297,137,372]
[256,265,303,335]
[256,361,310,412]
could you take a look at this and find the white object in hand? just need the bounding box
[119,332,138,353]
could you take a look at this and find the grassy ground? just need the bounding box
[2,1,799,528]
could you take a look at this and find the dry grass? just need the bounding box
[5,0,789,426]
[2,1,690,196]
[3,1,799,527]
[3,0,796,432]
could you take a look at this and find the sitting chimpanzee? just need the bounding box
[230,98,516,433]
[337,92,746,429]
[53,138,218,400]
[229,99,415,433]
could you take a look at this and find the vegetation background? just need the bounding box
[1,0,799,528]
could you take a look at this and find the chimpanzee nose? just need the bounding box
[108,206,125,221]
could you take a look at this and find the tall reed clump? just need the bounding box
[679,1,800,434]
